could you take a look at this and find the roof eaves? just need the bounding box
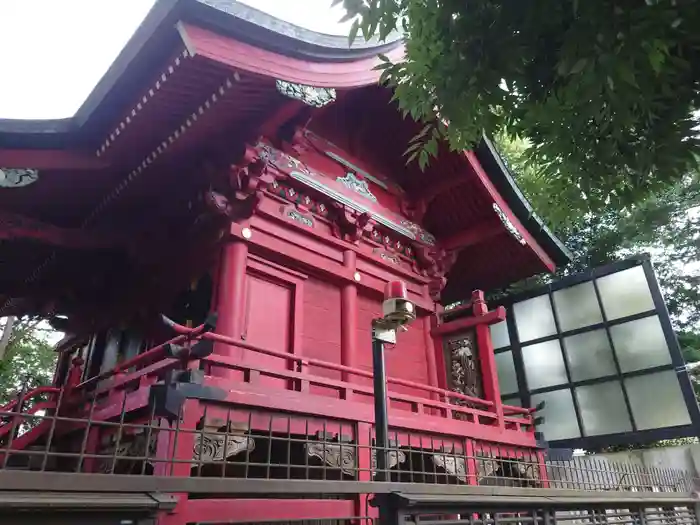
[474,135,573,266]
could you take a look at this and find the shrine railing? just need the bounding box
[43,314,534,435]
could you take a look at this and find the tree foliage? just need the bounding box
[497,132,700,329]
[0,317,57,406]
[493,133,700,451]
[338,0,700,210]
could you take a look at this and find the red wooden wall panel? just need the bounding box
[356,293,429,404]
[302,277,342,389]
[242,272,293,388]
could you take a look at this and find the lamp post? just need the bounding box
[371,280,416,482]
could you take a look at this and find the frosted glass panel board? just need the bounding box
[564,330,617,381]
[494,256,700,449]
[531,389,580,441]
[490,320,510,350]
[495,350,519,395]
[610,316,671,372]
[513,295,556,342]
[576,382,632,436]
[625,371,692,430]
[597,266,655,320]
[522,340,568,390]
[553,282,603,332]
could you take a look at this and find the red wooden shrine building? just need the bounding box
[0,0,576,523]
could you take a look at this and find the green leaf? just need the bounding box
[606,76,615,91]
[569,58,588,75]
[618,63,638,87]
[418,149,429,170]
[404,139,423,156]
[425,136,439,157]
[417,123,433,138]
[648,48,665,74]
[348,19,360,46]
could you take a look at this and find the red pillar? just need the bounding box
[340,250,357,384]
[212,240,248,378]
[472,290,504,428]
[423,315,439,389]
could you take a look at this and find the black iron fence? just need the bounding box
[376,492,700,525]
[0,389,696,495]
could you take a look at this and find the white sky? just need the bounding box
[0,0,350,120]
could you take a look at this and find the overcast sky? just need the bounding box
[0,0,350,119]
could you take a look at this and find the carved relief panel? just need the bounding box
[444,331,484,414]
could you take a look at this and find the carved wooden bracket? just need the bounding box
[97,428,158,474]
[225,144,279,219]
[192,417,255,465]
[203,189,235,218]
[413,246,458,301]
[371,445,407,476]
[305,433,406,478]
[400,197,428,224]
[431,451,499,484]
[329,203,373,244]
[288,127,310,157]
[431,451,542,487]
[306,441,357,476]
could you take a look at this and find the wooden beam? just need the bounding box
[422,175,470,206]
[257,99,304,138]
[0,210,121,249]
[441,222,504,251]
[431,306,506,336]
[0,150,107,170]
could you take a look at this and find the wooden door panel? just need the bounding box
[242,273,293,388]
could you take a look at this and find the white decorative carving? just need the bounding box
[193,432,255,463]
[373,248,401,265]
[371,448,407,476]
[0,168,38,188]
[305,440,406,477]
[276,80,336,108]
[336,172,377,202]
[493,203,526,245]
[399,219,436,245]
[306,442,357,476]
[97,431,158,474]
[431,452,499,483]
[432,452,467,481]
[286,208,314,228]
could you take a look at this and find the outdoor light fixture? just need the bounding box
[381,280,416,329]
[371,279,416,492]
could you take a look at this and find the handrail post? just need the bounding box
[472,290,505,429]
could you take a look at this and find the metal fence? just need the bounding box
[376,491,700,525]
[1,389,696,495]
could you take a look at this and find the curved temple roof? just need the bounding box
[0,0,403,147]
[0,0,569,315]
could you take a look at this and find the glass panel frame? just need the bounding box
[493,255,700,450]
